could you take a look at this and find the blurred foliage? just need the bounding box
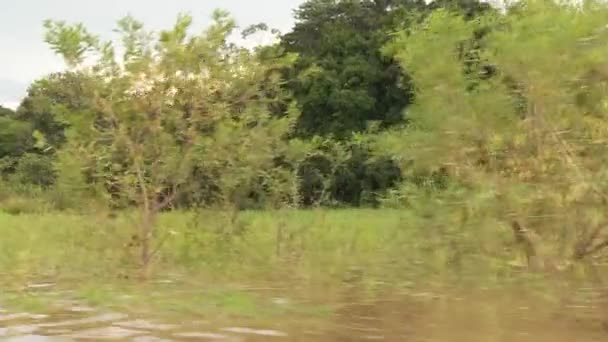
[0,105,15,117]
[0,117,33,159]
[281,0,419,139]
[3,0,608,275]
[11,153,56,188]
[378,0,608,267]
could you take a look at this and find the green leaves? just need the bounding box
[115,16,147,61]
[31,130,48,151]
[0,105,15,118]
[43,20,99,68]
[380,0,608,262]
[0,117,34,158]
[283,0,415,139]
[41,11,302,210]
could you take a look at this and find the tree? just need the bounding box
[428,0,493,19]
[381,0,608,269]
[280,0,418,206]
[1,102,64,190]
[15,72,99,151]
[280,0,493,207]
[44,10,302,277]
[0,105,36,177]
[281,0,493,139]
[0,74,97,187]
[282,0,422,139]
[296,137,402,206]
[11,153,56,188]
[0,117,33,159]
[0,105,15,117]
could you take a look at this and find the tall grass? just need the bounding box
[1,208,607,325]
[0,209,592,291]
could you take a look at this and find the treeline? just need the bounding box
[0,0,492,210]
[2,0,608,229]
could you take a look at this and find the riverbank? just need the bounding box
[1,210,607,340]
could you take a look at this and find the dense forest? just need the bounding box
[0,0,493,210]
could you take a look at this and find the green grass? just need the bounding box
[0,209,603,322]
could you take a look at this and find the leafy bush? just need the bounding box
[12,153,56,188]
[379,0,608,266]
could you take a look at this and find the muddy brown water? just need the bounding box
[1,285,608,341]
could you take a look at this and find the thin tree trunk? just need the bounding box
[276,221,284,257]
[139,190,177,280]
[140,207,156,279]
[511,220,541,270]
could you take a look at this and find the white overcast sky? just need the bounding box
[0,0,304,109]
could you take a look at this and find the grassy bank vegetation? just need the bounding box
[0,208,603,317]
[3,0,608,326]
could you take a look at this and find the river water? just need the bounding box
[1,283,608,341]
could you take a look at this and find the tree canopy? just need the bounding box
[281,0,420,139]
[1,0,588,214]
[4,0,608,275]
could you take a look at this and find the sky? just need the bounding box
[0,0,304,109]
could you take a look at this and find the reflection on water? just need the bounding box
[1,284,608,341]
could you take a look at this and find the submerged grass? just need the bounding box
[0,209,605,323]
[0,209,502,283]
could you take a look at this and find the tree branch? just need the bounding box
[574,224,605,260]
[144,231,172,265]
[580,239,608,259]
[510,220,538,266]
[154,182,179,211]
